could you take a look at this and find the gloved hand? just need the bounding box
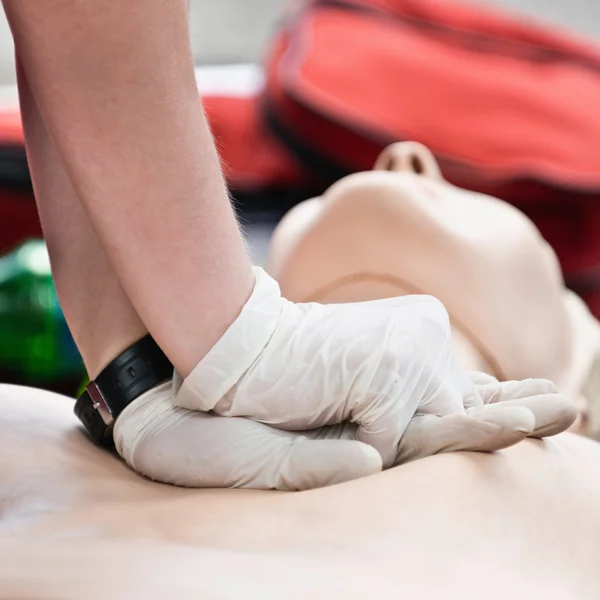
[114,381,379,490]
[114,372,573,491]
[396,371,574,463]
[172,267,577,469]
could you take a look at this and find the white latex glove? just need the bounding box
[114,382,378,491]
[173,267,577,468]
[396,372,575,463]
[114,374,573,491]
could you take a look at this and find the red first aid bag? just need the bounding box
[263,0,600,314]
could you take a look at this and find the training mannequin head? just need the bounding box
[268,142,600,436]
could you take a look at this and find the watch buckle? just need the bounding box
[86,381,115,427]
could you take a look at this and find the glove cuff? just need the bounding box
[173,266,284,411]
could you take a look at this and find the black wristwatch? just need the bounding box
[74,334,173,448]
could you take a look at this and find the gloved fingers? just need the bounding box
[464,372,575,436]
[476,394,577,438]
[116,394,381,491]
[475,376,559,404]
[395,407,534,464]
[423,354,484,413]
[467,371,498,386]
[356,416,412,470]
[416,385,469,415]
[416,354,482,415]
[274,437,383,491]
[469,371,557,398]
[358,364,481,468]
[461,376,484,411]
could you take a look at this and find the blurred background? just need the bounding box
[0,0,599,395]
[0,0,598,84]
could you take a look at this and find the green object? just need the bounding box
[0,239,84,382]
[76,375,90,398]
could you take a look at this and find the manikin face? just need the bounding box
[268,142,595,436]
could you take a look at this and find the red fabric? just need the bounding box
[0,108,24,145]
[0,94,318,253]
[354,0,600,63]
[203,94,315,193]
[264,0,600,311]
[0,190,41,254]
[0,108,38,253]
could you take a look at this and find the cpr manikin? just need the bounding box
[268,142,600,439]
[111,140,580,488]
[2,144,600,596]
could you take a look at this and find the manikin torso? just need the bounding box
[3,143,600,598]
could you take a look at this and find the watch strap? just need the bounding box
[74,334,173,447]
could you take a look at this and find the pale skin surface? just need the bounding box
[3,0,254,377]
[1,383,600,599]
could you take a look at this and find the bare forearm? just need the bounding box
[16,58,147,378]
[5,0,254,375]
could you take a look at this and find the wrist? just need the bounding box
[172,266,285,412]
[74,334,173,447]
